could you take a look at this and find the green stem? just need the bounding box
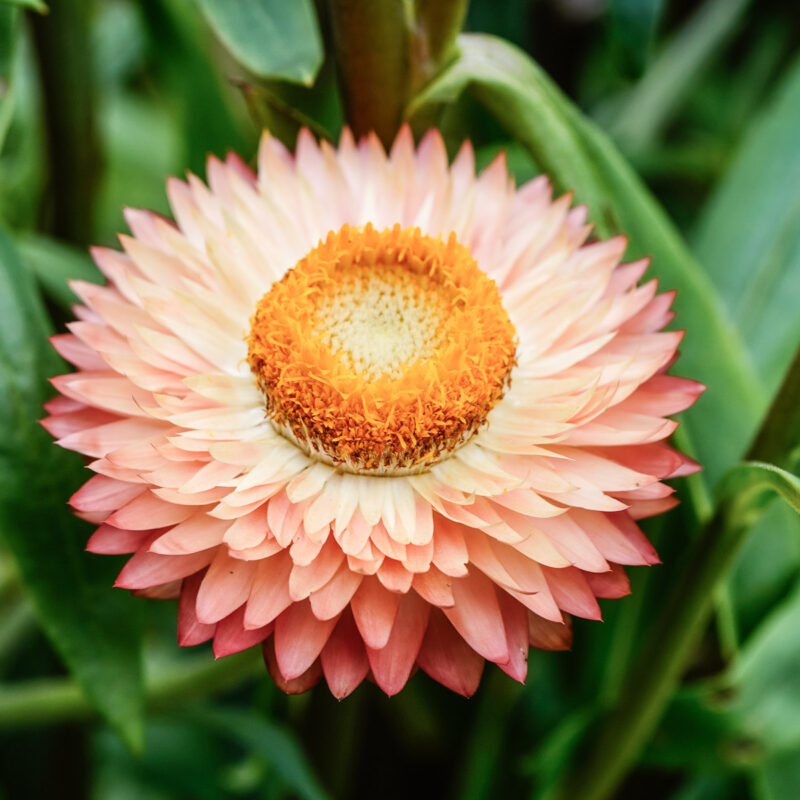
[551,345,800,800]
[746,345,800,469]
[327,0,408,146]
[553,508,748,800]
[0,599,36,672]
[409,0,468,94]
[327,0,468,146]
[0,649,263,729]
[30,0,100,244]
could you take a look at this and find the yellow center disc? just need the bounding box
[247,224,517,474]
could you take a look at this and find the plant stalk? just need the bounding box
[30,0,100,244]
[552,507,746,800]
[551,344,800,800]
[327,0,468,147]
[0,649,263,729]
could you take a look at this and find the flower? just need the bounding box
[44,127,702,698]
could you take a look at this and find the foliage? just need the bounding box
[0,1,798,798]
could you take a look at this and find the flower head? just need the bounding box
[44,127,701,697]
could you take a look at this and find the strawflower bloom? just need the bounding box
[44,127,701,697]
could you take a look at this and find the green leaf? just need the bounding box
[693,53,800,397]
[194,0,322,85]
[725,580,800,756]
[0,5,20,154]
[609,0,664,76]
[236,80,333,149]
[756,749,800,800]
[718,461,800,530]
[17,232,102,308]
[408,33,766,484]
[606,0,753,153]
[182,706,330,800]
[0,0,47,13]
[0,226,143,749]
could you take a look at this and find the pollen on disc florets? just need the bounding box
[247,223,517,474]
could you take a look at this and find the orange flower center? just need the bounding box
[247,224,517,474]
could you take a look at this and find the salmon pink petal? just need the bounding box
[444,571,509,663]
[245,554,293,629]
[86,525,151,554]
[195,550,257,624]
[309,566,363,620]
[543,566,602,620]
[115,547,215,590]
[367,591,430,696]
[417,611,484,697]
[274,600,339,681]
[263,638,323,694]
[213,606,274,658]
[351,577,401,650]
[320,610,370,699]
[178,571,216,646]
[496,590,529,682]
[584,564,631,598]
[528,611,572,650]
[70,475,144,512]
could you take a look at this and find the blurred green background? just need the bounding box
[1,0,800,798]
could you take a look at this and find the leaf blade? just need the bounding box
[408,33,766,484]
[0,226,143,749]
[195,0,323,85]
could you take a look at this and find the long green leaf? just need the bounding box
[0,6,19,154]
[0,0,47,12]
[719,461,800,528]
[608,0,664,77]
[607,0,753,153]
[17,232,102,308]
[694,53,800,397]
[183,706,330,800]
[194,0,322,85]
[0,226,143,749]
[408,33,765,484]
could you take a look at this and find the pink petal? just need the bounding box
[213,606,274,658]
[412,567,455,608]
[607,512,661,563]
[196,550,257,624]
[70,475,144,513]
[543,566,602,620]
[321,610,370,699]
[263,638,322,694]
[289,537,345,600]
[309,565,363,620]
[376,559,414,593]
[115,547,215,590]
[274,600,339,681]
[417,610,484,697]
[584,563,631,598]
[178,571,216,646]
[86,524,150,554]
[528,611,572,651]
[367,591,430,696]
[150,513,229,554]
[245,554,293,628]
[444,570,509,663]
[351,577,401,649]
[496,591,529,682]
[107,492,196,530]
[223,505,269,550]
